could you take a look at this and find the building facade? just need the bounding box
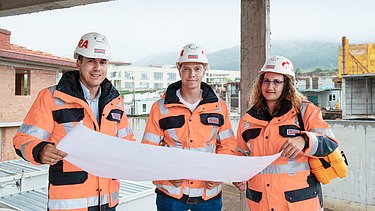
[338,37,375,119]
[0,29,76,161]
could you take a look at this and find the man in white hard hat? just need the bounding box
[142,44,239,211]
[13,32,134,210]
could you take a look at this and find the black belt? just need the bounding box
[156,188,222,205]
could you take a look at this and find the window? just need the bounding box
[124,71,133,79]
[142,104,147,112]
[312,77,319,89]
[167,73,176,81]
[140,82,149,88]
[124,82,132,89]
[306,80,310,89]
[154,83,163,89]
[154,72,163,80]
[110,71,120,78]
[141,71,148,80]
[15,70,30,96]
[329,94,336,102]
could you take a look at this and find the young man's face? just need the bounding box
[178,62,206,90]
[76,57,108,91]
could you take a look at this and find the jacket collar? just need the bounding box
[247,100,293,122]
[56,71,119,102]
[164,80,218,106]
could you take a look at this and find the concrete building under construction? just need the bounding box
[338,37,375,119]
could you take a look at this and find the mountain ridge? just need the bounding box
[135,41,340,71]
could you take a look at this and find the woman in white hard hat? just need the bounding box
[234,56,339,211]
[142,44,239,211]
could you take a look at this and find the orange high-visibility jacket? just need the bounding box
[141,81,239,200]
[13,71,134,211]
[237,100,338,211]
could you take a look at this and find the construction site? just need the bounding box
[0,0,374,210]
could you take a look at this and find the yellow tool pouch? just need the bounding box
[308,149,348,184]
[297,111,348,184]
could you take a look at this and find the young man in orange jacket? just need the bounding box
[13,32,134,211]
[142,44,239,211]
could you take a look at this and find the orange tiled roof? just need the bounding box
[0,44,76,68]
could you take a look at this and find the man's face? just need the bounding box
[178,62,206,90]
[76,57,108,91]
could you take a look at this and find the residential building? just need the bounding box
[107,65,177,91]
[297,70,341,109]
[0,29,76,161]
[123,91,163,115]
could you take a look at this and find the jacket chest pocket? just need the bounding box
[279,125,301,137]
[53,108,84,124]
[159,115,185,130]
[106,109,124,123]
[199,113,224,127]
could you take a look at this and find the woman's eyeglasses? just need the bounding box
[262,79,284,87]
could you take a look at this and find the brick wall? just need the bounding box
[0,65,58,161]
[0,66,57,122]
[1,127,19,161]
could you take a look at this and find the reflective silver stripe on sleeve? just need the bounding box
[217,128,234,141]
[311,128,336,139]
[155,184,181,195]
[117,125,133,138]
[142,132,163,144]
[306,131,319,156]
[158,99,169,115]
[260,161,310,175]
[48,194,110,209]
[20,141,33,160]
[111,191,120,203]
[18,124,50,141]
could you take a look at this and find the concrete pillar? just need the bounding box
[240,0,270,115]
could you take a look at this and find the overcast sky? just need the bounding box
[0,0,374,62]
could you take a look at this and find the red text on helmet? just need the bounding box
[78,39,89,49]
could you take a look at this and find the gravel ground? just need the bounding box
[222,183,244,211]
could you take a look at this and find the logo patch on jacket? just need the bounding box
[200,113,224,127]
[287,129,300,136]
[111,113,121,121]
[207,117,219,124]
[279,125,301,137]
[106,109,124,123]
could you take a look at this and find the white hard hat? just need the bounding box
[177,44,208,65]
[260,56,295,80]
[74,32,111,60]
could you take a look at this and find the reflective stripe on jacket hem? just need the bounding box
[183,184,222,197]
[48,192,119,210]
